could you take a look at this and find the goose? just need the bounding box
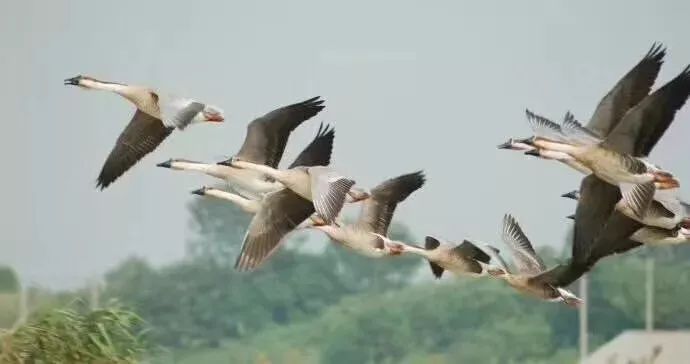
[308,171,426,258]
[157,97,325,199]
[488,214,583,308]
[387,236,493,278]
[525,62,690,189]
[500,44,665,156]
[228,159,369,224]
[527,120,680,189]
[229,122,338,272]
[530,46,690,287]
[64,75,225,189]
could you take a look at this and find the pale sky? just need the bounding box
[2,0,690,288]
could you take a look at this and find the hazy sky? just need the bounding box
[2,1,690,288]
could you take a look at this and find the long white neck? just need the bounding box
[205,189,260,214]
[533,139,580,154]
[170,161,228,179]
[232,160,285,181]
[80,79,151,108]
[399,243,430,258]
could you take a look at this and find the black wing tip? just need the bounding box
[424,236,440,250]
[645,42,667,62]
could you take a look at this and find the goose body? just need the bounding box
[310,171,426,258]
[229,125,337,271]
[631,225,690,246]
[64,75,224,189]
[489,214,582,307]
[230,161,362,223]
[395,237,492,278]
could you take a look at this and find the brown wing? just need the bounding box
[356,171,426,236]
[97,110,173,189]
[603,65,690,156]
[572,175,621,263]
[540,212,643,287]
[288,123,334,169]
[234,96,325,167]
[234,189,314,272]
[587,43,666,137]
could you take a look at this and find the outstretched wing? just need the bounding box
[97,110,173,189]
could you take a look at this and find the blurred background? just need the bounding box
[1,1,690,362]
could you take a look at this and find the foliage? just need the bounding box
[0,302,150,364]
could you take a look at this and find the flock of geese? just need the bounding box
[64,42,690,308]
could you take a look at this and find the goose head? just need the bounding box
[196,105,225,123]
[561,190,580,200]
[156,158,202,170]
[64,75,118,89]
[191,186,212,196]
[524,149,541,157]
[498,137,535,151]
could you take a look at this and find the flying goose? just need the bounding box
[64,75,225,189]
[389,236,493,278]
[488,214,583,307]
[191,123,336,228]
[525,114,679,189]
[549,68,690,284]
[158,97,325,199]
[500,44,665,153]
[308,171,426,258]
[526,62,690,189]
[230,123,337,272]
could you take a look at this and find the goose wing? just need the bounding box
[501,214,546,276]
[604,65,690,156]
[158,97,206,129]
[288,123,335,168]
[308,167,355,224]
[524,109,565,141]
[234,189,314,272]
[234,96,325,167]
[97,110,173,189]
[356,171,426,236]
[539,212,642,287]
[587,43,666,137]
[572,175,621,264]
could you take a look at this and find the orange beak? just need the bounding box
[204,112,225,122]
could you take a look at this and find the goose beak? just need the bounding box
[216,158,233,166]
[566,214,576,221]
[191,187,206,196]
[64,76,81,86]
[561,191,579,200]
[157,159,172,168]
[497,140,513,149]
[524,149,540,157]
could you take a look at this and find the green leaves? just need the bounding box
[0,302,150,363]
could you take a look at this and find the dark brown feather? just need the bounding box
[288,123,334,169]
[235,96,325,167]
[356,171,425,236]
[588,43,665,137]
[604,65,690,156]
[234,189,314,272]
[97,110,173,189]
